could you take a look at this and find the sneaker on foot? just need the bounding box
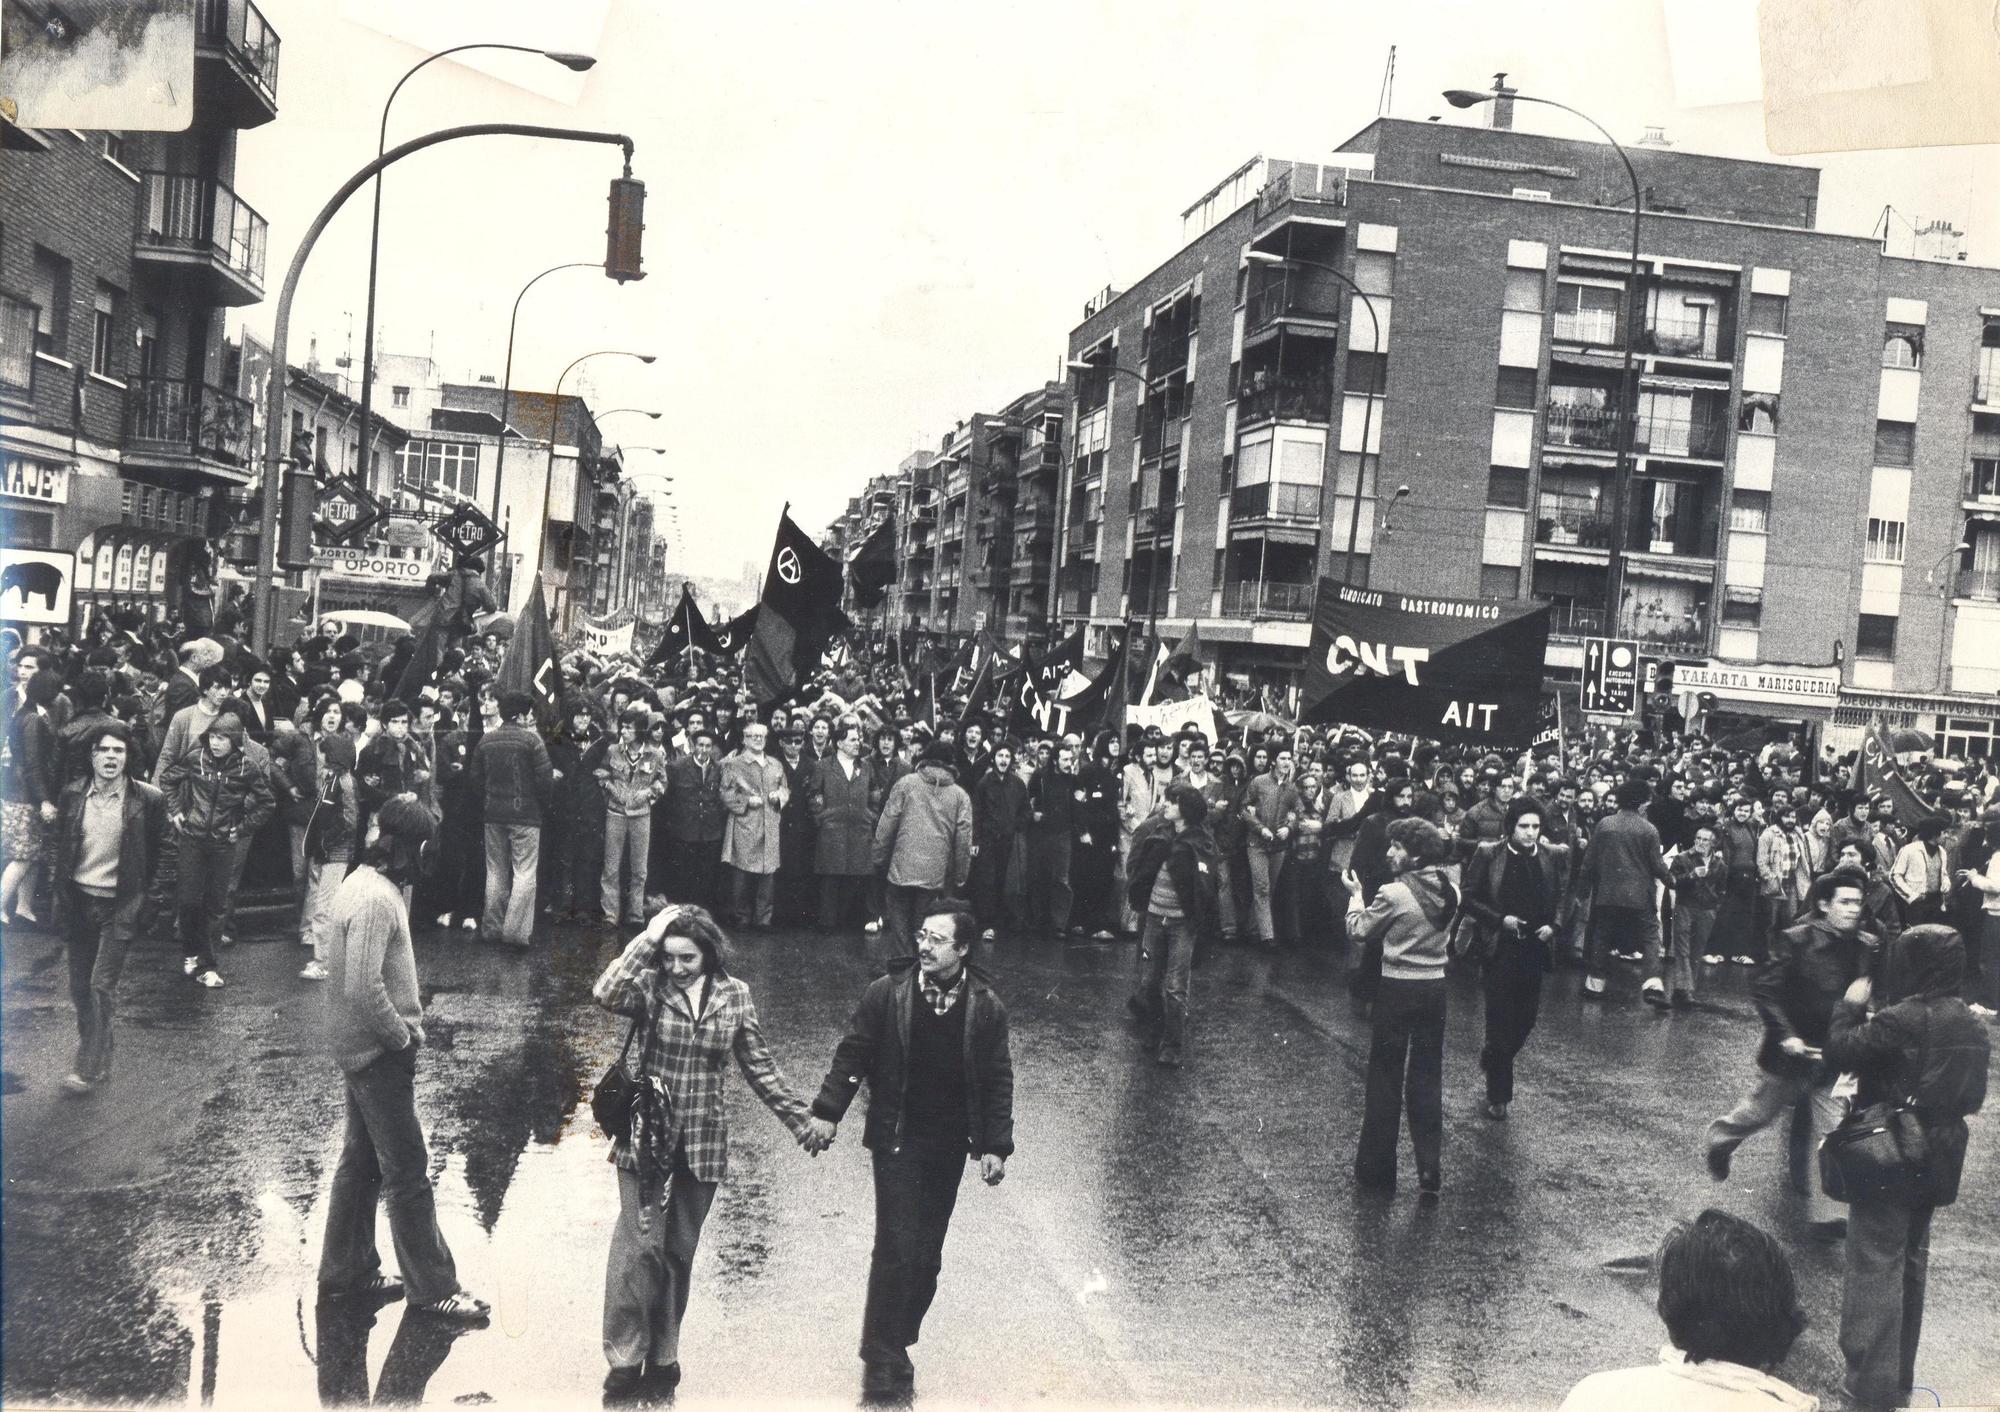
[980,928,996,942]
[194,969,225,988]
[1482,1101,1508,1120]
[60,1072,96,1095]
[1706,1145,1731,1181]
[182,956,199,977]
[1582,975,1607,995]
[1968,1002,1995,1018]
[1703,954,1723,966]
[1732,955,1756,965]
[1641,980,1669,1010]
[863,918,882,934]
[460,917,478,931]
[300,960,329,981]
[435,913,453,928]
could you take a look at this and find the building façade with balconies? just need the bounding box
[1055,103,2000,756]
[2,0,279,632]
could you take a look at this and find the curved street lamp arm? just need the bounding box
[252,122,639,654]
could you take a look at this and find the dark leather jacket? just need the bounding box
[812,958,1014,1158]
[52,775,167,932]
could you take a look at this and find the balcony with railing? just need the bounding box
[1243,275,1342,343]
[1219,580,1312,620]
[195,0,281,126]
[134,172,269,305]
[1544,401,1622,451]
[1619,600,1712,653]
[1956,567,2000,602]
[1540,601,1608,638]
[1641,313,1723,360]
[1,293,36,400]
[1635,411,1727,461]
[1533,502,1614,550]
[1237,367,1336,426]
[1230,480,1323,523]
[123,375,255,476]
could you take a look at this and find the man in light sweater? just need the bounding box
[319,797,488,1323]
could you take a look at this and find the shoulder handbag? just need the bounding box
[591,1017,642,1140]
[1819,1011,1930,1205]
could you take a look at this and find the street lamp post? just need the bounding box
[248,122,638,656]
[1064,357,1159,676]
[494,259,597,603]
[1445,80,1643,635]
[536,351,655,620]
[358,44,594,506]
[1242,250,1384,588]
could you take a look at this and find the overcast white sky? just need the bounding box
[236,0,1998,580]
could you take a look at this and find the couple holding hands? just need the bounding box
[592,898,1014,1406]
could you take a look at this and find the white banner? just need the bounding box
[1126,695,1221,746]
[579,619,635,656]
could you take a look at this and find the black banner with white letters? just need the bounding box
[1299,579,1550,745]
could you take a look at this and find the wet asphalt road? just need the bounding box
[3,910,1997,1411]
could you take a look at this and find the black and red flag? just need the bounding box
[744,510,850,706]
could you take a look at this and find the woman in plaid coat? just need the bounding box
[592,903,816,1405]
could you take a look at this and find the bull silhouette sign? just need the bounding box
[0,549,73,626]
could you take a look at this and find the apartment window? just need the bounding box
[1855,613,1897,660]
[1972,457,2000,500]
[1729,489,1770,533]
[90,282,121,379]
[29,247,69,357]
[1486,466,1529,508]
[1746,292,1788,336]
[1502,267,1544,312]
[1480,564,1520,597]
[1353,251,1394,298]
[1883,323,1923,370]
[1344,350,1388,394]
[397,439,481,498]
[391,385,410,409]
[1738,392,1779,434]
[1864,517,1906,563]
[1495,366,1538,409]
[1873,420,1915,467]
[100,131,127,166]
[1721,589,1763,627]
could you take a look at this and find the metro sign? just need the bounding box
[431,504,501,566]
[315,476,386,547]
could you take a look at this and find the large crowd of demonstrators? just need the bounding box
[2,564,1993,1410]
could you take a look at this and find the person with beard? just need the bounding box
[1461,796,1573,1119]
[1823,926,1988,1410]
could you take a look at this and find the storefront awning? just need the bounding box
[1625,556,1714,583]
[1533,544,1610,566]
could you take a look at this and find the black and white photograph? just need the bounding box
[2,1,1998,1408]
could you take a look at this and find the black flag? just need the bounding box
[712,605,757,656]
[498,580,564,721]
[745,510,850,706]
[848,516,897,608]
[652,584,720,664]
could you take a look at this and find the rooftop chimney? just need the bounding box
[1489,72,1516,131]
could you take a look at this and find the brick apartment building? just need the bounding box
[1054,101,2000,755]
[826,380,1067,644]
[2,0,279,633]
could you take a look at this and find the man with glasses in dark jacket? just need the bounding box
[805,899,1014,1405]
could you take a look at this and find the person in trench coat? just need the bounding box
[810,716,875,931]
[719,722,786,928]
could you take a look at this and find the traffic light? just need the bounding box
[279,437,318,572]
[605,175,646,283]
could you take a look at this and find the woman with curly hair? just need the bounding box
[592,904,818,1405]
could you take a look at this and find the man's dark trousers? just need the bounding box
[64,893,136,1082]
[1479,942,1546,1106]
[859,1139,966,1368]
